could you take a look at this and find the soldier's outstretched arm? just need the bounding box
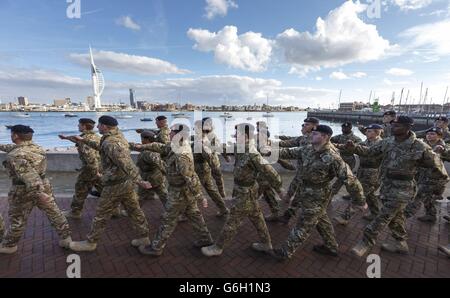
[420,147,448,178]
[333,158,365,207]
[0,144,17,153]
[277,159,296,171]
[8,156,43,193]
[278,138,299,148]
[139,142,167,154]
[278,147,302,160]
[351,140,385,157]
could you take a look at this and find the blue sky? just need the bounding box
[0,0,449,108]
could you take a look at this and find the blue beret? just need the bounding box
[426,127,443,135]
[366,124,383,130]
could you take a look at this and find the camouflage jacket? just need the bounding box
[83,128,142,186]
[77,130,101,174]
[331,132,362,157]
[134,150,166,187]
[139,141,202,196]
[358,137,383,169]
[416,139,450,184]
[1,141,47,194]
[352,132,447,183]
[278,142,365,205]
[233,141,282,192]
[156,126,171,144]
[278,134,312,148]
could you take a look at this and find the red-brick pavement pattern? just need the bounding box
[0,193,449,278]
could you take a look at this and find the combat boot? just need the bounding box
[438,244,450,258]
[271,248,290,262]
[351,240,371,257]
[334,215,349,226]
[59,236,72,249]
[62,210,82,219]
[131,237,150,247]
[0,244,18,254]
[69,240,97,252]
[139,245,163,257]
[251,242,273,253]
[201,244,223,257]
[313,245,338,257]
[418,215,436,223]
[381,240,409,254]
[443,215,450,223]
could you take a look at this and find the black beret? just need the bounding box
[79,118,96,125]
[141,130,157,140]
[304,117,319,124]
[98,115,118,127]
[156,116,167,121]
[392,116,414,125]
[11,125,34,134]
[436,116,448,122]
[383,110,397,116]
[426,127,443,136]
[342,122,352,128]
[366,124,383,130]
[313,125,333,136]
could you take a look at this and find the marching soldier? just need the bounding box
[67,116,152,252]
[136,115,170,145]
[136,124,213,257]
[131,130,168,209]
[0,125,72,254]
[202,123,282,257]
[59,118,102,219]
[404,127,450,223]
[346,116,447,257]
[358,110,396,139]
[192,119,229,217]
[270,125,366,260]
[334,124,383,225]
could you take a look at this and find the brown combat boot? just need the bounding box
[251,242,273,253]
[334,215,349,226]
[0,244,18,254]
[351,240,371,257]
[381,240,409,254]
[69,240,97,252]
[131,237,150,247]
[201,244,223,257]
[139,245,163,257]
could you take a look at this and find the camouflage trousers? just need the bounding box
[210,154,226,198]
[70,170,103,213]
[138,181,169,210]
[2,179,71,247]
[330,156,356,197]
[87,180,149,243]
[216,183,271,249]
[196,165,228,213]
[281,185,338,258]
[151,185,212,251]
[405,180,447,218]
[362,179,413,246]
[258,182,281,216]
[0,214,4,242]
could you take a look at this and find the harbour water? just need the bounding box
[0,111,366,148]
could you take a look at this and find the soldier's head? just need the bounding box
[365,124,383,140]
[426,127,443,143]
[155,116,168,129]
[302,117,319,135]
[78,118,96,132]
[341,122,353,135]
[383,111,396,124]
[234,123,255,144]
[391,116,414,136]
[170,123,190,143]
[97,116,118,134]
[140,131,157,145]
[311,125,333,146]
[10,125,34,144]
[435,116,449,129]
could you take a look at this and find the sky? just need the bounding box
[0,0,450,108]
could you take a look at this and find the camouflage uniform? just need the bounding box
[0,142,71,247]
[359,123,393,139]
[82,128,149,243]
[215,141,282,249]
[192,136,228,214]
[140,141,212,251]
[277,143,365,257]
[404,139,450,219]
[156,126,171,144]
[134,147,168,208]
[70,130,102,214]
[351,132,447,247]
[203,131,227,197]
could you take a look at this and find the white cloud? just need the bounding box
[204,0,238,20]
[329,71,367,80]
[386,67,414,76]
[0,68,89,88]
[187,26,273,72]
[351,72,367,78]
[315,76,323,81]
[69,50,191,76]
[390,0,433,11]
[276,0,390,74]
[400,19,450,58]
[115,16,141,31]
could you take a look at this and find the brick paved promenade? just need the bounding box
[0,173,449,278]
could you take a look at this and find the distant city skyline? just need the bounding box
[0,0,450,108]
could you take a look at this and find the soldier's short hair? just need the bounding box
[10,125,34,141]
